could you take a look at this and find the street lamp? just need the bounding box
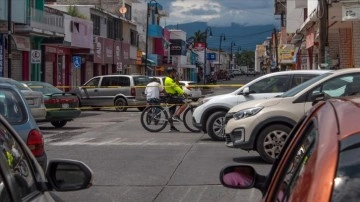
[218,33,226,70]
[237,46,242,66]
[203,27,212,85]
[145,0,158,76]
[228,41,236,70]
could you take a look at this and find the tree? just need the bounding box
[68,5,87,19]
[193,30,207,43]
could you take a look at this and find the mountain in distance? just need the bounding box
[165,22,274,52]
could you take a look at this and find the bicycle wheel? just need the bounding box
[182,106,201,133]
[141,106,169,132]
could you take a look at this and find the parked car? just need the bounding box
[225,68,360,163]
[70,75,150,112]
[0,114,93,201]
[0,78,46,121]
[192,70,329,141]
[246,69,257,76]
[21,81,81,128]
[178,81,203,101]
[220,96,360,201]
[0,83,47,170]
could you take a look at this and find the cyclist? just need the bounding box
[164,68,187,132]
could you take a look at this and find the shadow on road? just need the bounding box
[232,156,268,165]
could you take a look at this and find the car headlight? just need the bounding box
[233,107,263,120]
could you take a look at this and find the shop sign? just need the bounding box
[278,44,296,64]
[342,4,360,21]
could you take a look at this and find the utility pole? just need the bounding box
[318,0,328,68]
[7,0,12,78]
[274,28,279,71]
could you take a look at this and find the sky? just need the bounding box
[144,0,278,27]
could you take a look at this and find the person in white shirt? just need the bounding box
[145,78,163,104]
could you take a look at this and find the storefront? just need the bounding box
[43,46,71,90]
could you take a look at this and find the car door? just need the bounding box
[239,75,290,103]
[96,76,124,106]
[79,77,101,106]
[0,121,53,201]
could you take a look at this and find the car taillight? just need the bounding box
[45,98,78,104]
[131,87,136,96]
[27,129,44,157]
[45,98,60,104]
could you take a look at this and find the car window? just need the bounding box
[0,90,26,124]
[248,75,290,93]
[134,76,150,86]
[84,78,100,88]
[309,74,360,99]
[280,73,332,98]
[290,75,317,89]
[332,133,360,201]
[274,121,317,202]
[0,122,37,199]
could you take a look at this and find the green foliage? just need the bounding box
[67,5,87,19]
[235,50,255,68]
[193,30,207,43]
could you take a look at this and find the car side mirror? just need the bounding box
[219,165,266,191]
[311,92,326,106]
[46,159,93,192]
[242,87,250,95]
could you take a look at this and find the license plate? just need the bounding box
[62,103,69,109]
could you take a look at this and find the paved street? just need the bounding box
[40,75,270,202]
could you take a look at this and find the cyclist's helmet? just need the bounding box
[167,67,177,74]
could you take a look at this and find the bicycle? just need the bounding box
[140,95,201,133]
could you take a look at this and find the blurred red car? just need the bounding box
[220,96,360,201]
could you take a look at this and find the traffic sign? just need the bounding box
[207,53,216,60]
[31,50,41,64]
[72,56,82,69]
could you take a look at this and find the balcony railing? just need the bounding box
[29,8,64,35]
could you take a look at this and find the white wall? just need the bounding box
[308,0,318,14]
[286,0,304,33]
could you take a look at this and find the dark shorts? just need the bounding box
[147,98,160,105]
[166,96,185,104]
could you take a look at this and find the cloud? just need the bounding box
[154,0,276,27]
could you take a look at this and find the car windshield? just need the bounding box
[0,89,26,124]
[279,73,333,98]
[25,82,63,94]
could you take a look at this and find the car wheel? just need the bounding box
[257,124,292,163]
[51,121,67,128]
[206,111,227,141]
[115,98,127,112]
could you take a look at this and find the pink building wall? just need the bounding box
[71,17,93,49]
